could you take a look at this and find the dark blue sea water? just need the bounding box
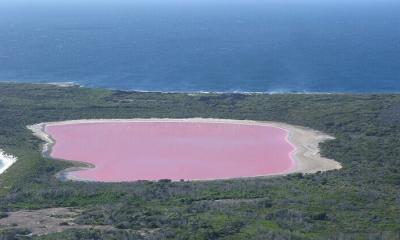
[0,0,399,93]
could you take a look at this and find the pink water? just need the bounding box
[46,121,295,182]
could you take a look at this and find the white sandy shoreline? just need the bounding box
[0,149,17,175]
[28,118,342,181]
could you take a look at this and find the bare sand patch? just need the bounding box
[0,208,114,236]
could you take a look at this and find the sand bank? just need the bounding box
[0,149,17,175]
[28,118,342,181]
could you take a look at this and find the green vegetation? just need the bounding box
[0,83,399,239]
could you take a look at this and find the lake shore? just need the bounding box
[28,118,342,181]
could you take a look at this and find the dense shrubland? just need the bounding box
[0,83,399,239]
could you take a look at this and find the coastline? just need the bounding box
[27,118,342,182]
[0,81,360,95]
[0,149,17,175]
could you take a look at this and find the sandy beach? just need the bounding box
[0,149,17,175]
[28,118,342,181]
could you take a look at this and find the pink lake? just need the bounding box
[45,121,296,182]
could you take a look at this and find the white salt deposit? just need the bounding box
[0,149,17,175]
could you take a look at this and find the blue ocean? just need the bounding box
[0,0,399,93]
